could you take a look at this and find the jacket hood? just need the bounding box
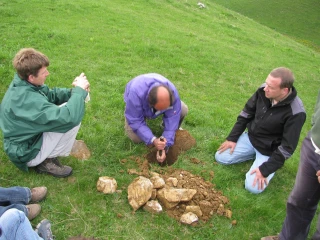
[12,73,47,91]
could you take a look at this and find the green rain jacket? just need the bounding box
[0,74,88,171]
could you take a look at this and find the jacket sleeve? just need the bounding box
[227,91,257,142]
[259,111,306,177]
[14,86,88,133]
[125,91,155,145]
[46,87,72,105]
[162,97,181,147]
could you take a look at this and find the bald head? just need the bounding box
[148,85,173,111]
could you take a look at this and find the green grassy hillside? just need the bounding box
[0,0,319,239]
[212,0,320,51]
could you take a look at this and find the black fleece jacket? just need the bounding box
[227,84,306,177]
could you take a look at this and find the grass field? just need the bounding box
[213,0,320,52]
[0,0,320,239]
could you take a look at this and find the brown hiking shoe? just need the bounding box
[261,236,279,240]
[31,187,48,203]
[36,158,72,178]
[26,204,41,220]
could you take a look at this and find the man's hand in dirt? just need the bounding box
[153,137,167,150]
[156,150,166,163]
[217,140,236,154]
[251,167,268,190]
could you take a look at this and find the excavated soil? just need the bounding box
[160,169,231,222]
[146,129,196,166]
[125,159,232,223]
[123,129,232,223]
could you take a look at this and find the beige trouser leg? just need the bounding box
[27,102,81,167]
[27,124,81,167]
[179,101,188,127]
[124,101,188,143]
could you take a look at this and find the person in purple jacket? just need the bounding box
[124,73,188,163]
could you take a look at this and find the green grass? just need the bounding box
[212,0,320,52]
[0,0,320,239]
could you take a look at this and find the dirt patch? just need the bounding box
[146,129,196,166]
[160,169,231,222]
[124,159,232,223]
[122,129,232,224]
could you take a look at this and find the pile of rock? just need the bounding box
[96,170,232,225]
[127,170,232,225]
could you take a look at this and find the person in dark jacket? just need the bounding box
[215,67,306,194]
[262,90,320,240]
[0,48,90,177]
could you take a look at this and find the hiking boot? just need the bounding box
[35,219,55,240]
[30,187,47,203]
[36,158,72,178]
[26,204,41,220]
[261,236,279,240]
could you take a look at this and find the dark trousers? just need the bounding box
[280,133,320,240]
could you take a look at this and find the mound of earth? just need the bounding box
[158,169,231,222]
[124,158,232,223]
[146,129,196,166]
[122,129,232,224]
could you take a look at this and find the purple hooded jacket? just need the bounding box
[124,73,181,147]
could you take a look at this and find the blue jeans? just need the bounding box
[0,209,43,240]
[280,133,320,240]
[215,132,275,194]
[0,187,31,217]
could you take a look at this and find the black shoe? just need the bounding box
[36,158,72,178]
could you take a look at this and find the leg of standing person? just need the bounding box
[280,134,320,240]
[311,213,320,240]
[215,132,256,165]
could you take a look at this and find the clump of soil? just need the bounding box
[146,129,196,166]
[160,169,230,222]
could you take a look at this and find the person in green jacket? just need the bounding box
[0,48,90,177]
